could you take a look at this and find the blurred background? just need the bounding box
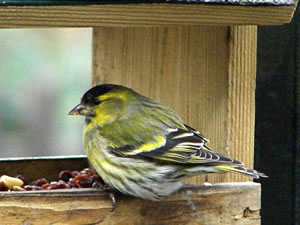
[0,28,92,157]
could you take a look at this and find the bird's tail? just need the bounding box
[214,165,268,179]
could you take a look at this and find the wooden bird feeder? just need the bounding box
[0,0,297,224]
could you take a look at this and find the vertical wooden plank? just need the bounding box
[226,26,257,182]
[92,26,256,184]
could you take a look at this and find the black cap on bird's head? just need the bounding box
[68,84,130,117]
[81,84,122,104]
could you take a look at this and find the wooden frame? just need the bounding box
[0,1,297,224]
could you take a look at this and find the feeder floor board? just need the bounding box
[0,182,261,225]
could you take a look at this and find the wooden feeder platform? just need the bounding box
[0,0,297,224]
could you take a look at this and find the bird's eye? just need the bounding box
[93,99,101,105]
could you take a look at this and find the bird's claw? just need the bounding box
[109,191,117,211]
[93,182,117,211]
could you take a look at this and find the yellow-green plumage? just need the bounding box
[69,84,267,200]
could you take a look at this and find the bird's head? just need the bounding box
[69,84,136,126]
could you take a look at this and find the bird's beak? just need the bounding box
[68,103,95,117]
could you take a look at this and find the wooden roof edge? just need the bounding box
[0,0,295,6]
[0,3,297,27]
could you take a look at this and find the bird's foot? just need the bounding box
[93,181,117,211]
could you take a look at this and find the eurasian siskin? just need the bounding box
[69,84,266,201]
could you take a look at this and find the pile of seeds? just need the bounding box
[0,168,104,191]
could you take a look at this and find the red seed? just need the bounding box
[68,179,79,188]
[78,176,94,188]
[80,168,96,176]
[71,171,80,177]
[31,178,48,187]
[47,180,70,190]
[41,183,50,190]
[59,170,73,182]
[70,173,96,188]
[80,168,104,184]
[0,181,8,191]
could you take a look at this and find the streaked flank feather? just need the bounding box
[69,84,267,201]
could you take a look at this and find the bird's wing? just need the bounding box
[110,125,242,165]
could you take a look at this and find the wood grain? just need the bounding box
[0,4,296,28]
[92,26,257,184]
[0,182,261,225]
[225,26,257,182]
[93,26,228,184]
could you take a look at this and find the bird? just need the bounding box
[69,84,267,202]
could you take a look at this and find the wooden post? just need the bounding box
[227,26,257,182]
[92,25,257,184]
